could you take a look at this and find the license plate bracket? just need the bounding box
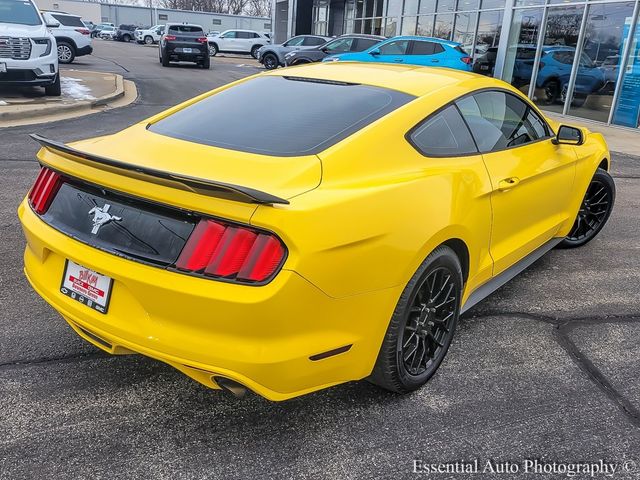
[60,259,113,314]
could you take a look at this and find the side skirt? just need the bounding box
[461,237,564,314]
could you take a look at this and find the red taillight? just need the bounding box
[461,56,472,64]
[28,167,62,215]
[75,28,91,35]
[196,37,208,43]
[175,219,286,283]
[164,35,176,41]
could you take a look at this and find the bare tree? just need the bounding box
[245,0,271,17]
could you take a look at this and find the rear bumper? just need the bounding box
[19,199,400,400]
[76,45,93,56]
[166,47,207,62]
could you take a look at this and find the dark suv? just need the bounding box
[159,24,209,69]
[115,24,137,42]
[284,34,385,66]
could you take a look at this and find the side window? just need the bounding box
[456,91,550,153]
[378,40,409,55]
[409,105,477,157]
[409,40,436,55]
[285,36,305,47]
[325,38,354,53]
[238,32,251,39]
[222,31,237,38]
[355,38,379,50]
[304,36,325,46]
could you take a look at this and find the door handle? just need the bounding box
[498,177,520,191]
[394,59,403,63]
[431,59,440,63]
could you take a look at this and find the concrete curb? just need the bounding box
[0,72,125,122]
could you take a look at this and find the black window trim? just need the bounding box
[405,87,555,158]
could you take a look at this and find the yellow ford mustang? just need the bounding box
[19,63,615,400]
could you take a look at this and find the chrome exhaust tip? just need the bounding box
[214,376,248,399]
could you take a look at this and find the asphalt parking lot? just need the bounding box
[1,40,639,480]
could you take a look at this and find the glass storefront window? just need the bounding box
[481,0,505,9]
[402,15,419,34]
[434,13,454,39]
[612,14,640,128]
[419,0,437,14]
[436,0,455,13]
[373,16,384,34]
[404,0,419,16]
[458,0,480,11]
[503,8,543,89]
[515,0,544,7]
[475,9,502,61]
[417,14,435,35]
[356,0,364,18]
[570,2,636,123]
[531,5,585,113]
[454,12,478,54]
[385,17,400,35]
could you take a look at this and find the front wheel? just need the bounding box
[559,168,615,248]
[250,45,261,59]
[144,35,154,45]
[369,245,462,394]
[262,52,278,70]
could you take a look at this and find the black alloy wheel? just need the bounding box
[560,168,615,248]
[263,53,278,70]
[369,246,462,393]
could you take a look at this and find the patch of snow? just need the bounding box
[0,100,8,106]
[61,76,95,101]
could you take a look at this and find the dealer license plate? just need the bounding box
[60,260,113,314]
[0,63,7,73]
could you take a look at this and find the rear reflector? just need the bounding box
[28,167,62,214]
[175,219,286,284]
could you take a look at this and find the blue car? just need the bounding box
[323,36,473,71]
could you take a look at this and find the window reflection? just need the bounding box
[402,16,418,34]
[570,2,636,123]
[531,5,585,113]
[434,13,454,39]
[417,15,435,36]
[472,9,502,73]
[503,8,543,92]
[454,12,478,55]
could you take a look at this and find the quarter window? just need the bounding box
[409,40,443,55]
[304,36,326,46]
[456,91,550,152]
[324,37,354,53]
[409,105,477,156]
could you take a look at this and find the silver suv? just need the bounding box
[0,0,60,95]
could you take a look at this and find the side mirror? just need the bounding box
[370,48,380,56]
[46,21,60,28]
[552,125,584,146]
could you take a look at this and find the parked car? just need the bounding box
[159,23,209,68]
[284,34,385,66]
[324,36,472,71]
[23,64,614,400]
[114,24,136,42]
[98,25,116,40]
[0,0,60,95]
[91,23,114,38]
[41,11,92,64]
[257,34,331,70]
[135,24,164,45]
[206,29,270,59]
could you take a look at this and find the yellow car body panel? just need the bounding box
[19,63,610,400]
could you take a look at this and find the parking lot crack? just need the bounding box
[0,351,106,371]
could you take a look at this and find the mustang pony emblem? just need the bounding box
[88,204,121,234]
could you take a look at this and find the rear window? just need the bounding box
[168,25,203,34]
[149,76,414,156]
[0,0,41,26]
[52,13,84,27]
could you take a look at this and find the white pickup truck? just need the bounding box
[135,24,164,45]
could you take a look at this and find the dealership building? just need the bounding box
[273,0,640,129]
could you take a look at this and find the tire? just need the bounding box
[559,168,615,249]
[262,52,278,70]
[161,50,170,67]
[208,43,218,56]
[200,56,210,69]
[570,94,587,108]
[44,73,61,96]
[144,35,154,45]
[123,34,131,42]
[250,45,261,59]
[57,41,75,64]
[542,79,560,105]
[368,245,462,394]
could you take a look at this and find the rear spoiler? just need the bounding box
[29,134,290,205]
